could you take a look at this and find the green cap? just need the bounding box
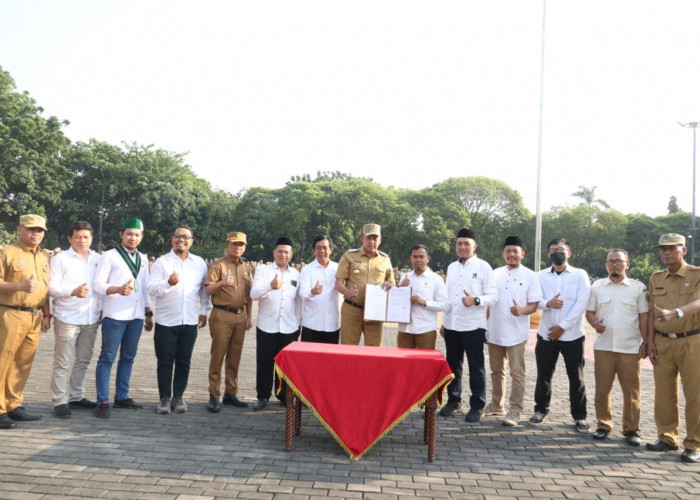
[122,218,144,231]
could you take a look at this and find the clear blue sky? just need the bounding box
[2,1,699,216]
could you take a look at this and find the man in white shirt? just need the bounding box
[299,235,341,344]
[486,236,542,427]
[530,237,591,433]
[48,221,102,418]
[250,237,301,410]
[147,226,210,415]
[586,248,648,445]
[92,218,153,418]
[440,228,498,423]
[397,245,449,350]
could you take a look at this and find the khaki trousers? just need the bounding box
[397,330,437,349]
[653,333,700,450]
[487,341,526,414]
[340,302,383,346]
[51,318,99,405]
[593,349,641,434]
[208,308,247,398]
[0,308,41,414]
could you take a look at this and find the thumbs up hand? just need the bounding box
[510,299,521,316]
[271,273,283,290]
[168,270,180,286]
[312,279,323,295]
[22,273,38,293]
[224,269,235,286]
[72,282,90,298]
[592,317,606,334]
[120,279,134,296]
[462,289,476,307]
[547,293,563,309]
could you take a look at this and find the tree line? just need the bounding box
[1,66,693,284]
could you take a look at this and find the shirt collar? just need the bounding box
[602,275,630,286]
[167,248,193,261]
[665,260,690,278]
[15,240,42,254]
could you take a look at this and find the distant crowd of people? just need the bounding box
[0,214,698,464]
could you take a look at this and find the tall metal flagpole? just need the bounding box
[534,0,547,271]
[680,122,698,264]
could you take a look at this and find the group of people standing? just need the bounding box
[0,215,698,464]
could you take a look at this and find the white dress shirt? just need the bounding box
[443,255,498,331]
[93,246,151,321]
[48,247,102,325]
[587,276,648,353]
[299,259,341,332]
[537,265,591,342]
[397,268,449,334]
[146,249,210,327]
[487,265,542,346]
[250,262,301,334]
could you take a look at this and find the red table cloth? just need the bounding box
[274,342,454,460]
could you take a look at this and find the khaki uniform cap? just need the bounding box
[657,233,686,246]
[227,232,247,244]
[363,223,381,236]
[19,214,47,230]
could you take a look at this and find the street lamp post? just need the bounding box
[680,122,698,265]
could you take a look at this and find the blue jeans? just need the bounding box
[96,317,143,404]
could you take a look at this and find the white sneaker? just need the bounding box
[575,419,590,433]
[171,397,188,413]
[484,403,505,417]
[156,397,171,414]
[503,411,520,427]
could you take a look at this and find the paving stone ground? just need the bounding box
[1,307,697,499]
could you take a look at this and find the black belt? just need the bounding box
[0,303,41,313]
[213,304,246,314]
[344,299,364,310]
[656,329,700,339]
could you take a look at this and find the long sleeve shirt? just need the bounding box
[443,255,498,331]
[146,249,210,327]
[537,264,591,342]
[93,246,151,321]
[397,268,449,334]
[250,262,301,334]
[299,259,341,332]
[48,247,102,325]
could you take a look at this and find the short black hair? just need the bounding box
[312,234,333,249]
[411,244,430,257]
[69,220,93,237]
[547,237,571,250]
[172,226,194,238]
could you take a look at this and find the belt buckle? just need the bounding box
[669,333,677,339]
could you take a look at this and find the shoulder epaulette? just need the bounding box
[346,248,361,253]
[377,250,389,257]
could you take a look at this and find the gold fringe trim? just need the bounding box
[275,365,454,460]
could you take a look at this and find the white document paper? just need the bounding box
[363,284,411,323]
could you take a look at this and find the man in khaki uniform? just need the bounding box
[646,233,700,463]
[335,223,394,346]
[0,214,52,429]
[205,231,254,412]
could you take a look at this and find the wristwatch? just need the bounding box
[474,297,481,306]
[675,308,684,319]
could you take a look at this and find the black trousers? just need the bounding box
[443,328,486,411]
[534,335,587,420]
[256,327,299,401]
[153,323,198,398]
[300,326,340,344]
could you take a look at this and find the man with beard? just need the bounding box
[147,226,210,414]
[205,232,254,412]
[586,248,648,446]
[250,237,301,410]
[0,214,51,429]
[530,237,591,433]
[92,218,153,418]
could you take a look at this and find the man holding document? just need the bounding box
[336,224,395,346]
[396,245,449,350]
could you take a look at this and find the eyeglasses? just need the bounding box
[173,234,193,240]
[606,259,627,265]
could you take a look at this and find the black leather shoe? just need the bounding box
[681,449,700,463]
[252,398,268,411]
[94,402,110,419]
[592,429,609,440]
[222,393,249,408]
[69,398,97,408]
[114,398,143,409]
[439,401,460,417]
[207,395,221,413]
[8,407,42,421]
[0,414,17,429]
[646,439,679,452]
[54,404,71,419]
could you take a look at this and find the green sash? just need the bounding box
[116,245,142,283]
